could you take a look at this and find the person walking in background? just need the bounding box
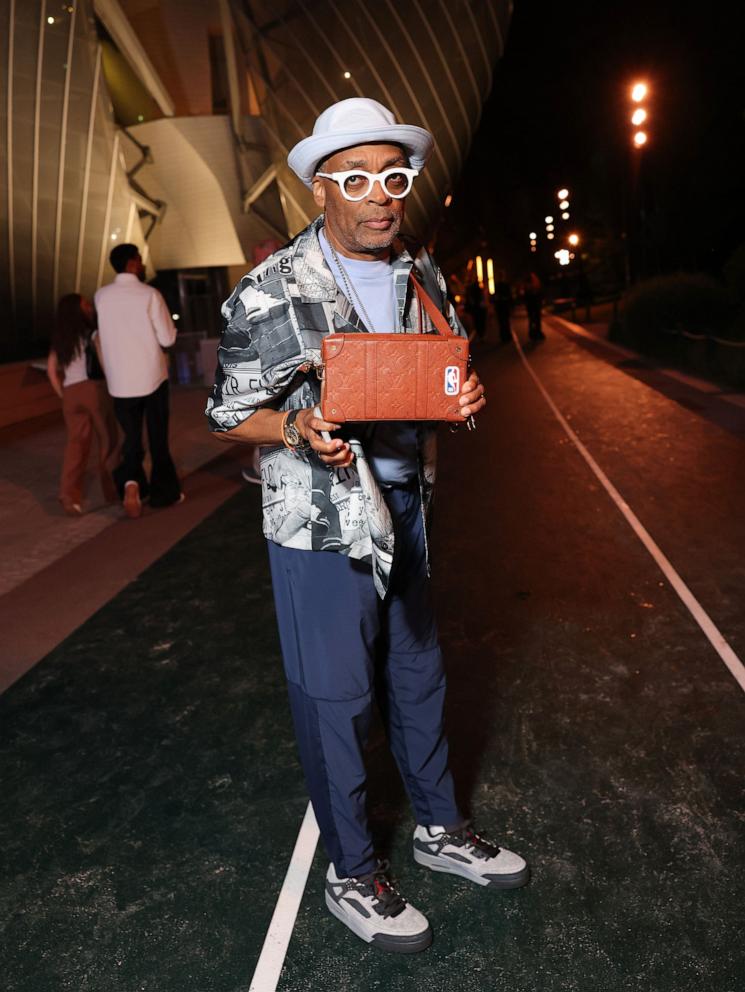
[492,270,513,343]
[46,294,119,516]
[95,244,183,518]
[464,277,487,342]
[524,271,545,341]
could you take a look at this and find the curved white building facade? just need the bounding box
[0,0,511,359]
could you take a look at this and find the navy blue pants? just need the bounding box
[268,485,462,878]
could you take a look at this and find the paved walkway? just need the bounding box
[0,385,220,599]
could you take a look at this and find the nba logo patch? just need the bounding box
[444,365,460,396]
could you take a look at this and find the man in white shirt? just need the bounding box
[95,244,182,517]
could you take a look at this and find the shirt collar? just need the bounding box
[114,272,141,283]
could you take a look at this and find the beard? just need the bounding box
[355,219,401,252]
[323,198,405,259]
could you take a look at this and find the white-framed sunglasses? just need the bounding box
[315,167,419,201]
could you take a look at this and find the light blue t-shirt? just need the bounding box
[320,228,418,485]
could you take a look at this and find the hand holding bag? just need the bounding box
[320,277,468,422]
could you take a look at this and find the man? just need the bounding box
[95,244,183,517]
[493,270,514,343]
[207,99,529,953]
[524,271,545,341]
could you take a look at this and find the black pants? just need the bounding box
[496,302,512,342]
[526,301,544,339]
[112,380,181,506]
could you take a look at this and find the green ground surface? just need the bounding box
[2,328,745,991]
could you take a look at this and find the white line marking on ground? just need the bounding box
[248,802,320,992]
[514,330,745,695]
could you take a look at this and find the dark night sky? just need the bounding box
[439,0,745,284]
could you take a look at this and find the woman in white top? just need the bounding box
[46,294,119,515]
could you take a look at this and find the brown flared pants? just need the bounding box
[60,380,119,506]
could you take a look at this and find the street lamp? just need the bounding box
[568,233,580,246]
[629,80,650,149]
[625,80,652,285]
[557,188,569,200]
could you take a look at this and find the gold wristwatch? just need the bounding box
[282,408,311,451]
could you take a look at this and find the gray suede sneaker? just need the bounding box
[413,823,530,889]
[325,860,432,953]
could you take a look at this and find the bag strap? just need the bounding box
[409,275,456,338]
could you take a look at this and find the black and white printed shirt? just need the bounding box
[206,215,466,596]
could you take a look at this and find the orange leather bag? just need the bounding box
[320,277,469,422]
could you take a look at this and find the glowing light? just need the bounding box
[546,224,554,232]
[343,71,351,79]
[476,256,484,287]
[559,199,569,210]
[530,246,537,252]
[557,188,569,200]
[47,15,55,23]
[568,233,580,246]
[444,194,453,207]
[172,313,180,321]
[487,258,495,296]
[555,249,570,265]
[631,82,648,102]
[547,233,555,240]
[633,130,648,147]
[562,212,570,220]
[529,232,537,240]
[545,216,554,224]
[631,108,647,126]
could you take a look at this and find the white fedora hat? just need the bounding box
[287,98,434,189]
